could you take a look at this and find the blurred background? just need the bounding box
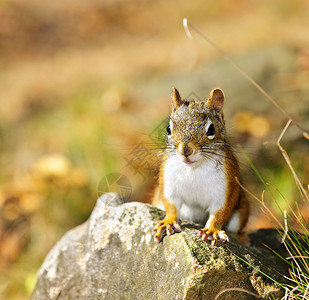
[0,0,309,298]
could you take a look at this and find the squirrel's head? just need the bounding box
[167,87,226,166]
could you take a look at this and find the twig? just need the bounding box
[275,120,309,203]
[236,177,284,231]
[182,18,309,140]
[286,256,309,260]
[282,210,288,243]
[214,287,260,300]
[277,120,292,144]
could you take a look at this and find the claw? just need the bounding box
[199,228,229,246]
[155,235,161,243]
[173,222,181,233]
[218,230,229,243]
[199,228,210,241]
[153,216,181,242]
[166,223,172,236]
[153,226,166,242]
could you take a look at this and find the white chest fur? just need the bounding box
[163,155,227,224]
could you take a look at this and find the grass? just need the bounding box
[237,120,309,299]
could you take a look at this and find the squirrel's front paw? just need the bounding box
[153,215,181,243]
[198,228,229,246]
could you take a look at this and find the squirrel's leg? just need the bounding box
[199,181,240,246]
[225,193,250,233]
[153,198,181,243]
[236,193,250,233]
[235,193,250,245]
[199,212,231,246]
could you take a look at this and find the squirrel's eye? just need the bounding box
[205,120,215,139]
[167,124,171,135]
[167,121,173,136]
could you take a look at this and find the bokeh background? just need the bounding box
[0,0,309,298]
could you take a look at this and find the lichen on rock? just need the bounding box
[31,193,287,300]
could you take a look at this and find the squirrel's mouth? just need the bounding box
[184,157,195,165]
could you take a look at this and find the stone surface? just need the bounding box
[31,193,288,300]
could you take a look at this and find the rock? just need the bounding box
[31,193,288,300]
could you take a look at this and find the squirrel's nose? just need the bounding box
[184,146,193,158]
[179,144,193,158]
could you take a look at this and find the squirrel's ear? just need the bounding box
[207,88,225,113]
[171,87,182,108]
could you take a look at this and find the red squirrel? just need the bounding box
[152,87,249,246]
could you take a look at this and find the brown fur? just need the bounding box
[153,87,249,244]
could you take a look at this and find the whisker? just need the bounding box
[201,147,242,155]
[200,150,238,164]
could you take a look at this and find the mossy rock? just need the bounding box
[31,193,287,300]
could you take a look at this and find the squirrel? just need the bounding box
[152,87,249,246]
